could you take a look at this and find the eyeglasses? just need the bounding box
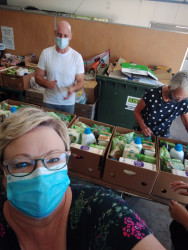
[3,151,71,177]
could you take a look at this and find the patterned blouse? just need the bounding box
[133,87,188,137]
[0,184,152,250]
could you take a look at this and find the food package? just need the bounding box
[119,157,156,171]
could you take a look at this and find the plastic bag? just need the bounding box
[75,89,87,104]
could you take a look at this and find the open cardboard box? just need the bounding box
[151,137,188,204]
[0,99,41,121]
[68,117,115,179]
[1,66,35,90]
[103,127,159,196]
[41,107,76,128]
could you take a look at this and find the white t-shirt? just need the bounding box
[37,46,84,105]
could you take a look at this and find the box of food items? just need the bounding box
[0,99,40,122]
[68,117,115,179]
[151,137,188,204]
[103,126,158,196]
[41,107,76,128]
[1,67,35,90]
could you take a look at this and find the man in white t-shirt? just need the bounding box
[35,20,84,113]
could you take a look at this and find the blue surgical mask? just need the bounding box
[56,37,69,49]
[6,164,70,219]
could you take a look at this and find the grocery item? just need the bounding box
[184,159,188,172]
[170,144,184,163]
[138,154,156,164]
[81,127,96,145]
[68,128,81,144]
[172,169,188,177]
[130,137,142,152]
[119,157,156,171]
[71,143,104,155]
[122,144,140,159]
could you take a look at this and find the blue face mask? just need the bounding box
[56,37,69,49]
[6,164,70,219]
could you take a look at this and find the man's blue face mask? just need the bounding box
[56,37,69,50]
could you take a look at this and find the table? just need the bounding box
[0,86,25,102]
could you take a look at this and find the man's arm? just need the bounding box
[64,73,84,100]
[134,98,153,136]
[35,68,57,89]
[181,112,188,133]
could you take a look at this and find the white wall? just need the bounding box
[7,0,188,27]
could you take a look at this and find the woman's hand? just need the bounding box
[170,181,188,196]
[169,200,188,228]
[140,125,153,136]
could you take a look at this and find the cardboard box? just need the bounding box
[68,117,115,179]
[121,63,158,80]
[84,80,99,104]
[25,55,38,69]
[74,99,98,120]
[25,88,44,106]
[41,107,76,128]
[103,127,159,195]
[1,67,35,90]
[0,66,17,87]
[151,137,188,204]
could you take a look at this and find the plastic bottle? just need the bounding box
[131,137,142,152]
[10,106,17,113]
[81,127,96,145]
[170,144,184,163]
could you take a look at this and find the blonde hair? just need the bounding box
[0,107,70,162]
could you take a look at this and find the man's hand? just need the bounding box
[64,86,74,100]
[170,181,188,196]
[46,80,57,89]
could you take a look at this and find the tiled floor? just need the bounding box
[70,117,188,250]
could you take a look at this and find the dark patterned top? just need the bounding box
[0,184,152,250]
[133,87,188,137]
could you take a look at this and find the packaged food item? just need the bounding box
[184,159,188,172]
[71,143,104,155]
[98,131,111,146]
[143,149,155,157]
[123,144,141,159]
[109,147,121,160]
[119,157,156,171]
[68,128,81,144]
[138,154,156,164]
[171,159,184,171]
[172,169,188,177]
[89,144,106,150]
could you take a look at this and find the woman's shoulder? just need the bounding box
[68,184,152,250]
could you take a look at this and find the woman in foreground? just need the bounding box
[0,107,165,250]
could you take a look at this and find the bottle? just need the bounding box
[170,144,184,163]
[131,137,142,152]
[10,106,17,113]
[81,127,96,145]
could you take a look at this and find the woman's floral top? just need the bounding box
[0,184,152,249]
